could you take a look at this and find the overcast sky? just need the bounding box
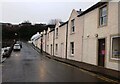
[0,0,100,24]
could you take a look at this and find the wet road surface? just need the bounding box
[2,42,109,82]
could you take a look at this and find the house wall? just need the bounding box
[36,38,41,49]
[67,9,84,62]
[82,2,119,70]
[33,1,119,71]
[46,29,50,54]
[54,28,59,57]
[49,31,54,55]
[58,24,67,58]
[54,22,61,57]
[42,33,46,52]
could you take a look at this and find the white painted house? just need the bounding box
[80,1,120,70]
[67,9,83,62]
[34,1,120,71]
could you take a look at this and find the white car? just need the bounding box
[13,44,21,51]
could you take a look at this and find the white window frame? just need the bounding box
[99,5,107,26]
[71,19,75,33]
[55,44,58,55]
[110,36,120,60]
[70,42,74,56]
[56,28,58,38]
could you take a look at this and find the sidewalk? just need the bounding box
[30,43,120,82]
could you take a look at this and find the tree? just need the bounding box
[48,19,62,25]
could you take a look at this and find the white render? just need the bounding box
[49,30,54,55]
[57,23,67,58]
[54,22,61,57]
[34,1,120,71]
[82,2,120,70]
[67,9,84,62]
[42,30,47,52]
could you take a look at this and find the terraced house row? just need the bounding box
[33,1,120,71]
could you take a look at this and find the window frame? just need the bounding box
[56,28,58,39]
[71,19,75,33]
[55,44,58,55]
[99,5,108,27]
[70,42,74,56]
[110,36,120,60]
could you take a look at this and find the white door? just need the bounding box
[61,43,64,58]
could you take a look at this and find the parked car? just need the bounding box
[16,41,22,48]
[13,44,21,51]
[1,47,10,58]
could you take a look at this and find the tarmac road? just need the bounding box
[2,42,110,83]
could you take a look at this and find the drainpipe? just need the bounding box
[65,22,68,59]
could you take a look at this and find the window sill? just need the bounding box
[70,54,74,57]
[111,58,120,61]
[70,32,75,35]
[98,24,107,28]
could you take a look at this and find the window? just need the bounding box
[55,44,58,55]
[71,19,75,33]
[70,42,74,55]
[99,5,107,26]
[111,36,120,60]
[51,44,52,55]
[56,28,58,38]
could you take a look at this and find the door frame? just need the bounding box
[97,37,107,67]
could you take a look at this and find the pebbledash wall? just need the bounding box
[36,1,120,71]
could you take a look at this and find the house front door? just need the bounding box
[98,39,105,67]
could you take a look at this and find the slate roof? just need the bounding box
[78,2,107,17]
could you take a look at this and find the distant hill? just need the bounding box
[2,22,47,41]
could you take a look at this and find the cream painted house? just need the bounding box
[54,21,68,58]
[48,28,54,55]
[58,22,68,58]
[79,1,120,70]
[34,1,120,71]
[42,30,47,52]
[54,22,61,57]
[67,9,83,62]
[46,27,51,54]
[45,25,55,54]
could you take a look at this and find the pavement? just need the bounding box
[2,42,119,83]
